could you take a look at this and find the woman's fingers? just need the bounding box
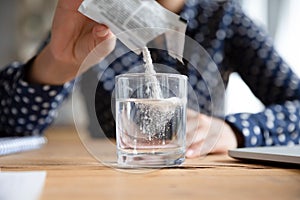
[186,112,226,157]
[185,140,205,158]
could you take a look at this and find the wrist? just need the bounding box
[227,122,245,148]
[27,45,78,85]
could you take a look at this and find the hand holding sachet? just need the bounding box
[78,0,187,62]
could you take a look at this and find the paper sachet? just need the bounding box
[78,0,187,62]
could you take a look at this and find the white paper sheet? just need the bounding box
[0,171,47,200]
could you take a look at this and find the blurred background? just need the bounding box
[0,0,299,126]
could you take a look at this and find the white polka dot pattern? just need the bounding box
[1,0,298,149]
[85,0,300,146]
[0,62,73,136]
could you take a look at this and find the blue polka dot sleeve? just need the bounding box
[224,2,300,147]
[0,61,73,137]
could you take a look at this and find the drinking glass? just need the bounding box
[115,73,187,167]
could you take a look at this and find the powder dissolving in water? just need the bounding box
[131,48,182,142]
[117,47,185,149]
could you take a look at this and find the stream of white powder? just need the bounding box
[142,47,163,99]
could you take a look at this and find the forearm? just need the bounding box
[225,100,300,147]
[0,61,73,137]
[226,4,300,147]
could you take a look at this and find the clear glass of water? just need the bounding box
[115,73,187,167]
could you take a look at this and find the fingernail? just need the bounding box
[186,149,194,157]
[95,25,109,37]
[96,29,109,37]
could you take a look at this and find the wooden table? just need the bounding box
[0,126,299,200]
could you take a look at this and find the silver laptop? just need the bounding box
[228,145,300,165]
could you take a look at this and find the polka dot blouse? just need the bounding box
[1,0,299,148]
[83,0,300,147]
[0,61,72,137]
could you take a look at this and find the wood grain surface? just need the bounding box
[0,126,299,200]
